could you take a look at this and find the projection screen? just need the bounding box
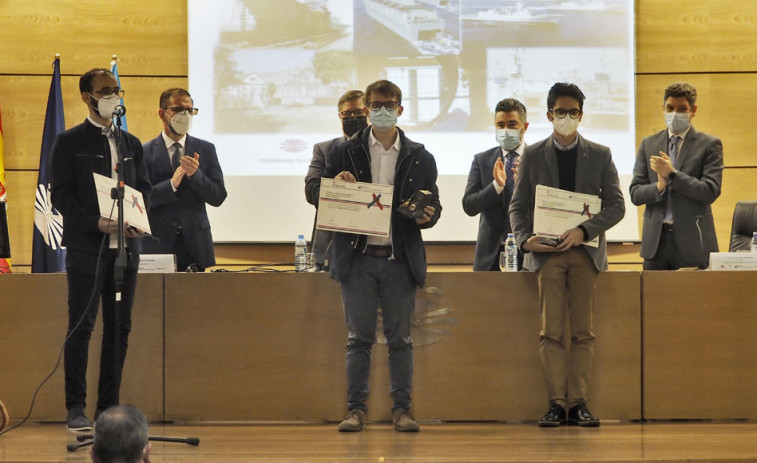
[188,0,638,243]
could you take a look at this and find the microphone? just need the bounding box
[113,105,126,117]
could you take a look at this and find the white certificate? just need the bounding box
[534,184,600,248]
[316,178,393,237]
[93,172,152,235]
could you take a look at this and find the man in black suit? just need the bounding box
[463,98,528,271]
[141,88,227,272]
[304,90,367,270]
[630,82,723,269]
[50,68,151,431]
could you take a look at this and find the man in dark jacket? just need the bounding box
[317,80,441,433]
[141,88,227,272]
[50,68,151,430]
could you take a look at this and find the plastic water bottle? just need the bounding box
[294,234,308,272]
[504,233,518,272]
[752,232,757,253]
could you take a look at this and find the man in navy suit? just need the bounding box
[304,90,367,270]
[630,82,723,269]
[509,83,625,428]
[50,68,151,430]
[463,98,528,271]
[141,88,227,272]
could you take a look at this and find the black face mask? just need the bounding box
[342,116,368,137]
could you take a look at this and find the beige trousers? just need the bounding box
[536,247,599,408]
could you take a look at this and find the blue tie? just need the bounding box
[504,151,516,231]
[663,136,680,223]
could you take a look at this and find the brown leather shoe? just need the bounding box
[393,409,420,432]
[337,409,366,432]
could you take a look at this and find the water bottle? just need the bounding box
[752,232,757,253]
[504,233,518,272]
[294,234,308,272]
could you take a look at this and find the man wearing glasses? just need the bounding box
[141,88,227,272]
[304,90,367,271]
[509,82,625,428]
[50,68,151,430]
[630,82,722,270]
[316,80,441,432]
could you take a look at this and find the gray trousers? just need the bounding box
[340,254,416,412]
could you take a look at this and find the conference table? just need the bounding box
[1,271,755,423]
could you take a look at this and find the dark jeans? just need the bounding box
[340,255,416,412]
[64,248,139,415]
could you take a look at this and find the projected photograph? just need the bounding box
[188,0,636,242]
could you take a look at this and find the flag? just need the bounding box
[0,99,10,273]
[110,56,128,131]
[32,57,66,273]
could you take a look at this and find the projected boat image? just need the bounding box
[546,0,622,12]
[462,3,562,24]
[362,0,459,54]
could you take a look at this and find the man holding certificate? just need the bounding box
[509,82,625,428]
[50,68,151,431]
[318,79,441,433]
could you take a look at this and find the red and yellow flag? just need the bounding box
[0,103,11,273]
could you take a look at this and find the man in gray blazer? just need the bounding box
[304,90,367,270]
[463,98,528,271]
[630,82,723,269]
[509,83,625,428]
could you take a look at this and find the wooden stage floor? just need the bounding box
[3,422,757,462]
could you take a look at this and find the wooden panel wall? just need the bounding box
[164,272,641,422]
[1,0,757,271]
[0,274,164,421]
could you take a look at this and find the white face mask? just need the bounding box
[370,106,398,132]
[495,128,522,151]
[552,116,579,137]
[664,111,690,134]
[169,112,193,135]
[91,94,120,119]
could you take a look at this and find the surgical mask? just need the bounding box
[495,128,522,151]
[552,116,579,137]
[168,111,193,135]
[342,116,367,137]
[664,111,690,134]
[91,94,120,119]
[370,106,398,132]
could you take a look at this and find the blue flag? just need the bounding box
[32,57,66,273]
[110,58,128,131]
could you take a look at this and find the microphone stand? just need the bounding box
[111,109,127,416]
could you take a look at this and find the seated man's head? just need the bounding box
[91,405,150,463]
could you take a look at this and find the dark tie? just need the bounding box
[503,151,517,232]
[663,136,680,222]
[171,142,182,169]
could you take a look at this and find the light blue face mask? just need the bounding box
[664,111,690,134]
[370,106,398,132]
[496,128,522,151]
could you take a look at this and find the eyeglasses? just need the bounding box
[165,106,199,116]
[93,88,125,98]
[367,101,399,111]
[340,110,365,118]
[551,108,581,120]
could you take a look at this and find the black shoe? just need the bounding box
[66,409,92,432]
[568,403,600,427]
[538,403,566,427]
